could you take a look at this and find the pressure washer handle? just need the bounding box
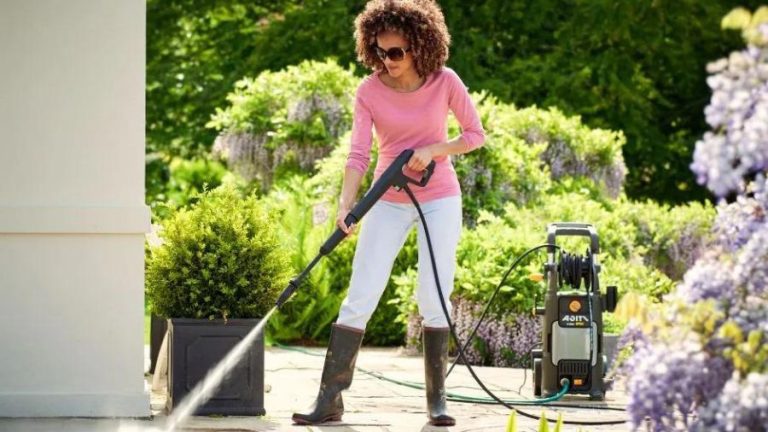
[319,149,432,255]
[418,160,436,186]
[396,160,436,189]
[547,222,600,254]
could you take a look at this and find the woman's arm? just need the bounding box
[426,136,471,157]
[445,69,486,153]
[339,167,366,210]
[406,137,468,171]
[339,85,374,233]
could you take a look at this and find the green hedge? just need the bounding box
[146,155,229,222]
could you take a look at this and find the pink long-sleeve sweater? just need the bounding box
[345,67,485,204]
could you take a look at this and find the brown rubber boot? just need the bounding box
[292,323,364,425]
[423,326,456,426]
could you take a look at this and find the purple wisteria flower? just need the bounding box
[675,252,736,304]
[694,372,768,431]
[626,341,733,431]
[625,12,768,431]
[712,196,766,251]
[448,297,541,367]
[733,227,768,298]
[691,43,768,198]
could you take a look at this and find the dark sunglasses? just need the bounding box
[374,45,411,62]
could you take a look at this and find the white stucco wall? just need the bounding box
[0,0,150,417]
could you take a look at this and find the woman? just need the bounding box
[292,0,485,426]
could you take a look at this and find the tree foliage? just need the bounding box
[148,0,762,203]
[146,0,359,158]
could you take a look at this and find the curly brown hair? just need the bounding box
[354,0,451,77]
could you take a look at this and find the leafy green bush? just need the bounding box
[602,312,627,335]
[393,196,656,319]
[601,256,675,303]
[493,194,713,299]
[146,184,291,319]
[615,200,714,280]
[451,96,627,224]
[394,192,710,353]
[207,59,358,189]
[163,157,228,203]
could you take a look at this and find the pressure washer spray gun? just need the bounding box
[275,149,435,308]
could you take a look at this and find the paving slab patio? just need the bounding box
[0,346,632,432]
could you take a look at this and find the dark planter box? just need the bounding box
[149,314,168,374]
[167,318,265,416]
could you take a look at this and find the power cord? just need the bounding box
[446,244,558,378]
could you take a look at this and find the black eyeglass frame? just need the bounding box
[373,45,411,62]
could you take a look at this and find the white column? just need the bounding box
[0,0,150,417]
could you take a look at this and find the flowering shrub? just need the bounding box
[615,200,714,281]
[207,60,357,189]
[690,10,768,199]
[621,8,768,431]
[451,96,628,224]
[405,297,540,368]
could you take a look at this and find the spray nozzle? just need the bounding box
[275,279,299,309]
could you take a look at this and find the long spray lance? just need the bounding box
[275,149,436,308]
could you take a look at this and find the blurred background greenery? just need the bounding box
[147,0,762,204]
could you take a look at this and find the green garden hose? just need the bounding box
[272,342,570,404]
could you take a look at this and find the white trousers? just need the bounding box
[336,195,463,330]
